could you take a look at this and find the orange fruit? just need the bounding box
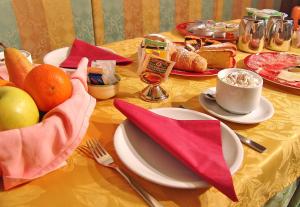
[23,64,72,112]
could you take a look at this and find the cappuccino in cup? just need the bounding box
[216,68,263,114]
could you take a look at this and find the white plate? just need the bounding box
[199,87,274,124]
[113,108,244,189]
[0,50,32,66]
[0,51,5,66]
[43,46,115,71]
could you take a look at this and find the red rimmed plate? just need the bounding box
[244,52,300,89]
[171,68,219,77]
[170,59,236,77]
[176,22,237,42]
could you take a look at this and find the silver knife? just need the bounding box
[235,132,266,153]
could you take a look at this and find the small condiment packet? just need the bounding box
[88,67,105,74]
[138,54,175,83]
[138,38,171,74]
[184,35,202,51]
[144,38,167,49]
[90,60,118,85]
[145,48,169,60]
[88,73,105,85]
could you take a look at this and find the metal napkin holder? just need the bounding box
[140,72,168,102]
[137,38,174,102]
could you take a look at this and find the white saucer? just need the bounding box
[114,108,243,189]
[199,87,274,124]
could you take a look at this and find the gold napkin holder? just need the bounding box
[140,72,168,102]
[138,53,175,102]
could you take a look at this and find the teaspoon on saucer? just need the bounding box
[204,93,216,101]
[202,87,217,101]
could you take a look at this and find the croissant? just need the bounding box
[171,47,207,72]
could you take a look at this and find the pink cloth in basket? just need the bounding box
[0,58,96,190]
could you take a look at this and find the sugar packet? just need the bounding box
[90,60,118,85]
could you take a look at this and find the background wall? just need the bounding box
[0,0,282,61]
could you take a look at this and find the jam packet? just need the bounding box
[144,38,167,49]
[138,38,172,74]
[143,39,169,60]
[184,35,202,51]
[138,39,169,62]
[138,54,175,83]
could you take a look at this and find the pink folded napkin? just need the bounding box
[114,99,238,201]
[0,58,96,190]
[60,39,132,68]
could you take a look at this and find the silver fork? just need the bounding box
[87,139,163,207]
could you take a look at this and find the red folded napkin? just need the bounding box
[60,39,132,68]
[114,99,238,201]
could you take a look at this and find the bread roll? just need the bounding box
[171,47,207,72]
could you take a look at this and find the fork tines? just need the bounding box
[86,139,108,157]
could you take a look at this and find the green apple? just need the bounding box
[0,86,39,131]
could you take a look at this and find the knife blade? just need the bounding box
[235,132,266,153]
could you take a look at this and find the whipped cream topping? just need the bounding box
[221,70,260,88]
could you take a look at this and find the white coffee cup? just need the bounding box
[216,68,263,114]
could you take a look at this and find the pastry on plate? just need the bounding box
[171,47,207,72]
[196,42,237,69]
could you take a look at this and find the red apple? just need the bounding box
[0,86,39,131]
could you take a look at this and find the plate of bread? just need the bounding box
[140,34,237,78]
[244,52,300,90]
[169,37,237,77]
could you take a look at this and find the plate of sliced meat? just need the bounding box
[244,52,300,90]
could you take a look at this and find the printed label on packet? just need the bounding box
[145,48,168,60]
[88,73,105,85]
[138,54,175,83]
[137,38,171,74]
[144,38,167,49]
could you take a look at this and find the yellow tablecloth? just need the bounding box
[0,31,300,207]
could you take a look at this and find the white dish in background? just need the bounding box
[43,47,71,67]
[43,46,115,72]
[0,51,5,66]
[113,108,243,189]
[0,50,32,66]
[199,87,274,124]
